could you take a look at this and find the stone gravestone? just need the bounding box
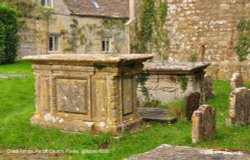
[228,87,250,126]
[204,74,214,100]
[230,72,243,89]
[192,105,216,143]
[184,92,201,121]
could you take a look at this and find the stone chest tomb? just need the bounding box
[137,62,210,104]
[24,54,153,134]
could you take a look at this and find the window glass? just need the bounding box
[54,36,58,51]
[41,0,53,8]
[49,36,53,51]
[49,35,59,51]
[41,0,45,6]
[47,0,52,7]
[102,39,110,52]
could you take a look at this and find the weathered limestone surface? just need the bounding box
[137,62,210,104]
[192,105,216,143]
[229,87,250,126]
[184,92,201,121]
[204,74,214,100]
[230,72,243,89]
[24,54,153,135]
[126,144,250,160]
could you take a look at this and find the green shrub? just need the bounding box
[0,22,6,63]
[0,4,19,64]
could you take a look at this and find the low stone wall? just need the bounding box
[137,62,210,105]
[206,61,250,82]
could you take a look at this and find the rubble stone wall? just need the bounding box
[166,0,250,62]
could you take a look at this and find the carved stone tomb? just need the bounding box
[25,54,153,135]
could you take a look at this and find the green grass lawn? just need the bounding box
[0,62,250,160]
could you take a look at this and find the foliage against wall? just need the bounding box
[235,18,250,61]
[100,18,127,53]
[133,0,155,53]
[61,17,127,53]
[137,71,150,101]
[178,76,188,91]
[131,0,169,61]
[0,0,46,28]
[151,0,169,61]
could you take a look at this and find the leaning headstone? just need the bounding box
[228,87,250,126]
[192,105,216,143]
[184,92,201,121]
[204,74,214,100]
[230,72,243,89]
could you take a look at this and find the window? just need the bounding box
[49,35,59,51]
[102,38,110,52]
[40,0,53,8]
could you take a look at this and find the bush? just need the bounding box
[0,22,6,64]
[0,4,19,64]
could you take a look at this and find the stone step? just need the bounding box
[138,107,177,124]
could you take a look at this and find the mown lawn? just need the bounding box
[0,62,250,160]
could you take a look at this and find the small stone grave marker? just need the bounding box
[204,74,214,100]
[228,87,250,126]
[192,105,216,143]
[230,72,243,89]
[0,74,27,79]
[184,92,201,121]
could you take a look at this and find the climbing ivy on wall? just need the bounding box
[131,0,169,61]
[99,18,127,53]
[61,17,126,53]
[102,18,126,29]
[136,0,155,53]
[137,71,150,101]
[152,0,169,61]
[61,18,88,52]
[178,76,188,91]
[235,18,250,61]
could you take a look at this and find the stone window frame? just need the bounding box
[102,38,110,53]
[40,0,54,8]
[49,34,59,52]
